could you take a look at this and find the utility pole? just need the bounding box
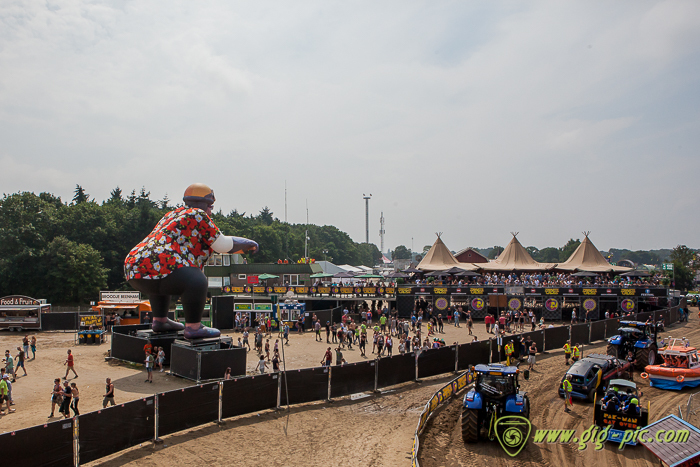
[363,194,372,243]
[379,212,385,253]
[305,200,309,263]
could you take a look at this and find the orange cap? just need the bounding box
[183,183,215,206]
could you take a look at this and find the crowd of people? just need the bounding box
[1,335,38,417]
[411,271,663,287]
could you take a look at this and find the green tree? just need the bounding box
[559,238,581,262]
[670,245,695,267]
[108,187,123,203]
[393,245,411,260]
[73,185,88,204]
[488,246,504,260]
[40,237,108,303]
[667,245,697,292]
[258,207,274,226]
[534,247,560,263]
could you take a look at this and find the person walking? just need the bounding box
[30,336,37,360]
[242,328,251,351]
[0,374,13,415]
[49,378,63,417]
[325,321,331,343]
[22,335,30,361]
[70,383,80,416]
[0,373,15,415]
[15,346,27,377]
[562,374,573,413]
[103,378,115,408]
[335,347,343,366]
[4,350,15,382]
[321,347,332,367]
[59,380,72,419]
[157,347,165,372]
[63,349,78,380]
[257,354,267,374]
[144,352,154,383]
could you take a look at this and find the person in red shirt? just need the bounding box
[124,184,258,339]
[63,349,78,379]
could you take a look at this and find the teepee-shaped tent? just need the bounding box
[557,233,632,273]
[480,233,554,271]
[417,234,478,271]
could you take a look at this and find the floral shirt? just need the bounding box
[124,207,221,280]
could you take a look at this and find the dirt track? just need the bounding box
[419,309,699,467]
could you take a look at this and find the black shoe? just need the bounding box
[152,319,185,333]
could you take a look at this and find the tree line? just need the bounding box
[0,187,381,305]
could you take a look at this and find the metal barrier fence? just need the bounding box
[3,306,680,467]
[411,371,473,467]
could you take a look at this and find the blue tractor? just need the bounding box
[606,321,663,369]
[461,364,530,442]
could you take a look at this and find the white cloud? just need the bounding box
[1,0,699,251]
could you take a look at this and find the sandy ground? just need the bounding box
[0,311,695,466]
[419,308,700,467]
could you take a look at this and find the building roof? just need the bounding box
[454,248,489,263]
[417,235,478,271]
[479,234,554,271]
[641,415,700,467]
[557,234,632,272]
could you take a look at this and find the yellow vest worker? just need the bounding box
[562,379,572,392]
[505,342,514,366]
[572,346,580,361]
[562,377,574,412]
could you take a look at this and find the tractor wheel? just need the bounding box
[461,407,479,443]
[522,396,531,419]
[635,345,656,370]
[606,344,618,358]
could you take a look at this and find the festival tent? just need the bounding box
[417,235,478,271]
[556,234,632,273]
[479,233,555,271]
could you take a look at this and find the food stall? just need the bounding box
[91,291,151,325]
[0,295,49,331]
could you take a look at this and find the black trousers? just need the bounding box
[129,267,208,324]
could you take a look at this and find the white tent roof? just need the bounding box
[479,234,555,271]
[557,234,632,273]
[417,235,478,271]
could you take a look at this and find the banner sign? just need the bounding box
[582,298,598,312]
[234,303,252,311]
[508,297,522,311]
[254,304,273,311]
[620,298,636,312]
[435,297,449,311]
[247,276,259,285]
[100,291,140,303]
[80,315,104,327]
[0,295,41,306]
[544,297,559,312]
[470,297,486,312]
[252,287,266,294]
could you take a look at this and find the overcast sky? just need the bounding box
[1,1,698,253]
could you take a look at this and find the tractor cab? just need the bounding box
[462,364,530,443]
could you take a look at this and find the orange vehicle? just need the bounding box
[643,338,700,390]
